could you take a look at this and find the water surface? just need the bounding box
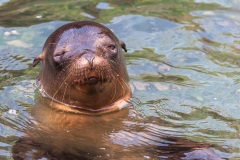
[0,0,239,159]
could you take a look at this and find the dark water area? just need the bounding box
[0,0,239,159]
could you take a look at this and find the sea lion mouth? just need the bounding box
[73,77,108,86]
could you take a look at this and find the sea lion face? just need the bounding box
[53,26,120,89]
[33,21,131,112]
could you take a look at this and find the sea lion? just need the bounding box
[33,21,131,115]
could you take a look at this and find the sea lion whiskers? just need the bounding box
[67,61,85,77]
[59,64,88,103]
[51,66,76,104]
[62,83,70,103]
[114,68,131,92]
[106,61,120,74]
[118,75,132,96]
[67,79,75,104]
[106,68,123,92]
[111,68,130,97]
[55,61,73,78]
[55,62,79,85]
[84,68,88,81]
[103,65,116,84]
[108,75,117,104]
[114,75,125,98]
[96,66,101,82]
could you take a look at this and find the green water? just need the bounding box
[0,0,239,159]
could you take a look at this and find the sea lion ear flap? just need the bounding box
[32,54,43,67]
[120,40,127,52]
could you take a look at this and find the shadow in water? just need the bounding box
[12,97,225,160]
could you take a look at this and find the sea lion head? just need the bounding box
[33,21,131,114]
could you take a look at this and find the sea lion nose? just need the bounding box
[82,53,95,70]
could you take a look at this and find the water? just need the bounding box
[0,0,239,159]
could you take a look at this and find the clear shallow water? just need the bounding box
[0,0,239,159]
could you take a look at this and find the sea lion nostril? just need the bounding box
[83,53,95,70]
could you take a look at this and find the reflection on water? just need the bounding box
[0,0,239,159]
